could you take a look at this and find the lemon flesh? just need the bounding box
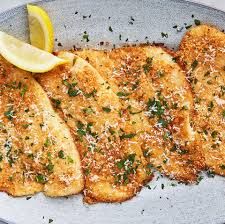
[0,31,66,73]
[27,4,54,52]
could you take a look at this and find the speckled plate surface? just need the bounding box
[0,0,225,224]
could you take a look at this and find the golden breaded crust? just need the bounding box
[74,45,205,182]
[178,24,225,176]
[36,52,153,203]
[0,55,84,197]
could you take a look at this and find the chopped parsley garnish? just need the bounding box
[170,144,178,152]
[170,144,189,155]
[163,131,172,141]
[156,70,165,78]
[84,89,97,98]
[115,154,137,184]
[172,103,178,109]
[163,158,168,164]
[222,110,225,118]
[0,153,3,162]
[22,123,31,129]
[67,156,74,164]
[208,101,214,112]
[86,122,98,138]
[62,80,79,97]
[178,149,189,155]
[76,121,97,138]
[77,121,86,137]
[84,168,90,176]
[191,60,198,70]
[4,107,14,121]
[157,118,168,128]
[36,174,47,184]
[161,32,168,38]
[143,149,151,158]
[147,98,164,117]
[220,164,225,170]
[40,123,45,129]
[102,107,111,113]
[143,57,153,74]
[182,105,188,110]
[68,88,79,97]
[62,80,70,87]
[206,170,215,178]
[120,133,136,139]
[194,19,201,26]
[211,131,218,139]
[20,84,28,97]
[58,150,65,159]
[129,110,142,115]
[197,175,204,184]
[109,26,113,32]
[221,86,225,94]
[185,24,192,29]
[116,91,129,97]
[27,153,34,159]
[52,98,61,108]
[109,128,115,135]
[83,107,94,115]
[82,31,89,42]
[132,80,140,90]
[116,154,136,166]
[129,16,135,25]
[46,162,54,172]
[47,152,52,159]
[44,137,51,147]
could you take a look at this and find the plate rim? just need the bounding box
[1,0,225,22]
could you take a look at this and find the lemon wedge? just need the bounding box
[27,4,54,52]
[0,31,66,73]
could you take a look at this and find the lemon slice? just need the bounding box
[27,4,54,52]
[0,31,66,73]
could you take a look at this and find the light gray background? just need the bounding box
[1,0,225,12]
[0,0,225,224]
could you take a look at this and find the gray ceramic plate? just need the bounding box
[1,1,225,224]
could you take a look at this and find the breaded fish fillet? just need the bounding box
[178,25,225,176]
[74,45,205,182]
[36,52,152,203]
[0,55,83,196]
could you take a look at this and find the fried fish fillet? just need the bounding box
[0,55,83,196]
[36,52,152,203]
[178,25,225,176]
[74,45,205,182]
